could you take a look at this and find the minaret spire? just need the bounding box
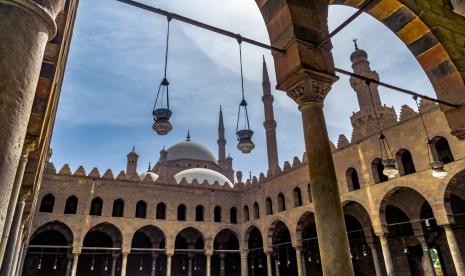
[261,56,279,173]
[217,106,226,161]
[186,130,191,141]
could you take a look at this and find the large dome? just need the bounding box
[166,141,217,164]
[175,168,233,187]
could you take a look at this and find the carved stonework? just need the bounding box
[286,77,332,106]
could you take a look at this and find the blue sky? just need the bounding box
[51,0,435,178]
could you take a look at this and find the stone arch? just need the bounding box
[444,169,465,222]
[83,222,123,248]
[266,218,293,246]
[395,148,416,176]
[244,224,264,249]
[213,228,240,250]
[174,226,205,249]
[255,0,465,136]
[30,220,74,245]
[342,200,374,236]
[39,193,55,213]
[64,195,78,214]
[131,225,166,249]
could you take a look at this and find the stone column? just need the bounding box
[111,254,118,276]
[240,250,248,276]
[443,225,465,275]
[151,254,157,276]
[286,73,353,276]
[266,251,273,276]
[0,151,30,266]
[188,254,193,276]
[0,0,62,246]
[166,253,172,276]
[206,253,212,276]
[70,253,79,276]
[274,258,280,276]
[65,254,72,276]
[121,253,128,276]
[0,193,27,276]
[368,242,383,276]
[377,234,394,276]
[10,225,24,276]
[14,244,27,276]
[295,246,303,276]
[417,236,436,276]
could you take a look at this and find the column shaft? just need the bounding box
[0,0,55,245]
[0,198,26,276]
[378,235,395,276]
[206,254,211,276]
[0,154,28,266]
[295,248,303,276]
[369,243,383,276]
[444,225,465,275]
[266,252,272,276]
[166,254,172,276]
[188,255,193,276]
[10,225,24,276]
[151,255,157,276]
[14,245,27,276]
[240,251,248,276]
[111,256,118,276]
[418,237,436,276]
[274,259,280,276]
[299,101,353,276]
[65,255,72,276]
[121,253,128,276]
[220,254,226,276]
[70,253,79,276]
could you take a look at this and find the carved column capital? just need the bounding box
[285,71,337,107]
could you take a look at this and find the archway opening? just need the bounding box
[270,221,297,276]
[128,225,167,276]
[297,213,322,276]
[212,229,240,276]
[247,226,267,276]
[173,227,205,276]
[24,221,73,276]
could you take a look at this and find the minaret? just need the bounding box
[217,106,226,162]
[349,40,397,140]
[126,146,138,176]
[262,56,279,173]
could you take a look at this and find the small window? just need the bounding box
[293,187,303,207]
[90,197,103,216]
[243,206,250,222]
[278,193,286,212]
[178,204,186,221]
[112,199,124,217]
[432,136,454,164]
[39,194,55,213]
[214,206,222,222]
[156,202,166,220]
[253,202,260,219]
[265,197,273,215]
[230,207,237,224]
[195,205,204,221]
[346,168,360,191]
[135,200,147,218]
[64,195,78,214]
[396,149,416,176]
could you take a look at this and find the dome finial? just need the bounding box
[186,130,191,141]
[148,162,151,171]
[132,145,135,152]
[353,38,358,50]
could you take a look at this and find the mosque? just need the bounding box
[14,44,465,276]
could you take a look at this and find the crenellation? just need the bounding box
[88,167,100,178]
[58,164,72,175]
[337,134,350,148]
[292,156,301,167]
[283,161,292,172]
[116,170,126,180]
[102,169,114,179]
[399,104,417,121]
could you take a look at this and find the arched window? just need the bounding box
[372,158,388,184]
[135,200,147,218]
[64,195,78,214]
[177,204,186,221]
[432,136,454,164]
[307,183,313,203]
[112,199,124,217]
[195,205,204,221]
[214,206,221,222]
[253,202,260,219]
[230,207,237,224]
[277,193,286,212]
[243,205,250,222]
[90,197,103,216]
[346,168,360,191]
[293,187,303,207]
[265,197,273,215]
[156,202,166,220]
[396,149,416,176]
[39,194,55,213]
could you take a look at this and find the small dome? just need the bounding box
[139,171,159,181]
[166,141,217,164]
[175,168,233,187]
[350,49,368,62]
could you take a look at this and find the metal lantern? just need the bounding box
[235,37,255,154]
[382,159,399,178]
[431,160,448,179]
[152,17,174,135]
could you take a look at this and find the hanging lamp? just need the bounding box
[366,80,399,178]
[413,96,448,179]
[152,16,174,135]
[235,36,255,154]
